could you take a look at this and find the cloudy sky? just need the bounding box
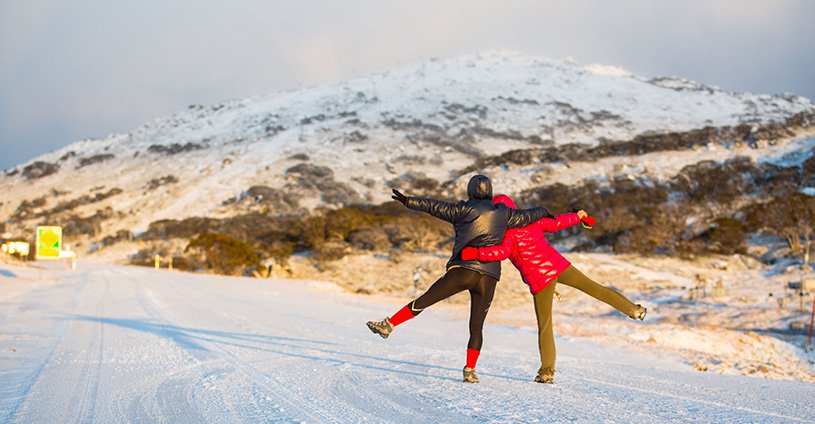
[1,0,813,170]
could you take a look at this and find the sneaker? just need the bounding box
[463,366,479,384]
[534,373,554,384]
[629,304,647,321]
[366,318,394,339]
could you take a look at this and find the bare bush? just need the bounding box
[12,197,48,220]
[286,163,333,178]
[145,175,179,191]
[61,208,115,237]
[77,154,115,169]
[22,161,59,180]
[148,143,204,155]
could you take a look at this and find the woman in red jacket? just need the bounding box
[461,194,646,384]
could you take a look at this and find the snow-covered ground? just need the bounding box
[2,261,814,423]
[219,245,813,384]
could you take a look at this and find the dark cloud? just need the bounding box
[1,0,813,169]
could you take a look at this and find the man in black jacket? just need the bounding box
[366,174,552,383]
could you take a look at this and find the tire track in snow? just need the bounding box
[153,286,338,423]
[325,363,460,422]
[140,269,486,420]
[150,269,427,421]
[569,367,809,422]
[120,268,338,423]
[118,362,213,424]
[129,281,211,424]
[71,276,110,424]
[2,272,91,423]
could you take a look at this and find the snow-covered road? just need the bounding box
[1,263,814,423]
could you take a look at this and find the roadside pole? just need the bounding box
[809,292,815,347]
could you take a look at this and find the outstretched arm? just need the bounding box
[538,213,583,233]
[392,189,465,223]
[506,206,554,228]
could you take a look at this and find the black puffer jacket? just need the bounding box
[404,176,552,279]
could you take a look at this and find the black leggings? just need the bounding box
[407,267,497,350]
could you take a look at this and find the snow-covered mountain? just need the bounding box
[1,51,814,239]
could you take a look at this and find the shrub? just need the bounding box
[266,242,293,269]
[694,217,746,255]
[755,164,801,196]
[13,196,48,220]
[61,208,114,237]
[47,188,123,216]
[143,217,220,240]
[323,207,379,241]
[388,172,440,193]
[288,153,309,161]
[77,154,115,169]
[59,151,76,162]
[671,157,757,206]
[145,175,179,190]
[129,248,162,267]
[101,230,132,247]
[803,156,815,185]
[286,163,333,178]
[22,161,59,180]
[347,228,391,251]
[148,143,204,155]
[185,233,260,276]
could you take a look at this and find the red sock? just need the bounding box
[388,305,415,327]
[466,348,480,369]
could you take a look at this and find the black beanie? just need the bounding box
[467,174,493,200]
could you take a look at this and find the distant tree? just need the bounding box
[759,193,815,271]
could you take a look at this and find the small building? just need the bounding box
[1,241,30,259]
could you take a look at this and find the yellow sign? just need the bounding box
[36,226,62,260]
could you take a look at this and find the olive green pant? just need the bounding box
[532,265,638,376]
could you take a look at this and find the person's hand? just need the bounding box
[461,247,478,261]
[391,189,407,205]
[576,209,588,219]
[581,216,596,229]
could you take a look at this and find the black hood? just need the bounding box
[467,175,493,200]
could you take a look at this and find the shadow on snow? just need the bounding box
[66,315,528,383]
[0,268,18,278]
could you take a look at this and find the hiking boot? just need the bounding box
[463,367,479,383]
[366,318,394,339]
[629,304,647,321]
[534,373,554,384]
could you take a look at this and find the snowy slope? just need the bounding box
[1,51,813,237]
[1,261,814,423]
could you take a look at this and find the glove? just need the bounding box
[581,216,596,229]
[391,189,407,205]
[461,246,478,261]
[569,207,586,218]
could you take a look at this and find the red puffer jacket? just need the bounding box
[476,195,581,295]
